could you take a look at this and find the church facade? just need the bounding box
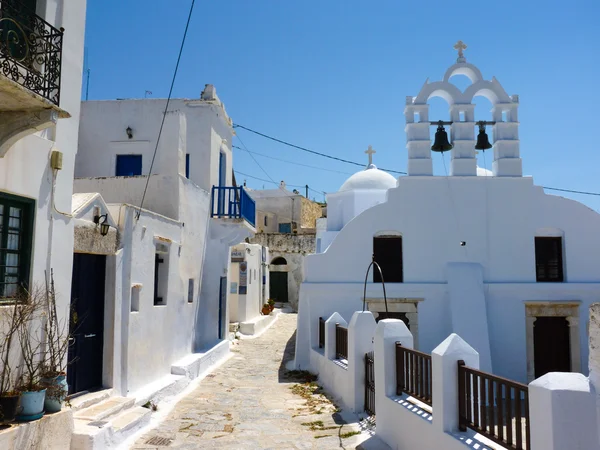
[295,46,600,384]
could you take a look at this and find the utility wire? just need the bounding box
[236,123,600,199]
[137,0,196,218]
[232,145,354,176]
[233,123,407,175]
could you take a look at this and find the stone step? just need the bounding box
[110,406,152,436]
[69,389,113,412]
[74,396,135,422]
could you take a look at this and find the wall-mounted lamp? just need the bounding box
[94,213,111,236]
[126,126,133,139]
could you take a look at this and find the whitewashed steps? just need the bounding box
[70,397,151,450]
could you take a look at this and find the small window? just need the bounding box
[502,111,508,122]
[279,223,292,233]
[116,155,142,176]
[154,244,170,305]
[185,154,190,179]
[535,237,564,282]
[373,236,403,283]
[264,215,268,226]
[131,286,140,312]
[414,112,420,122]
[459,111,465,122]
[0,193,34,301]
[188,278,194,303]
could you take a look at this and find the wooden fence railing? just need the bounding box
[335,323,348,360]
[395,343,432,406]
[458,361,530,450]
[318,317,325,349]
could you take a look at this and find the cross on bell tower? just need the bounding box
[365,145,376,167]
[454,40,467,63]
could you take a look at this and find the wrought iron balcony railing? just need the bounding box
[0,0,64,106]
[211,186,256,227]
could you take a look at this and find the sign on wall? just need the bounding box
[230,282,238,294]
[239,262,247,295]
[231,249,244,262]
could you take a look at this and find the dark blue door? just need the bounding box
[116,155,142,176]
[218,277,227,339]
[217,152,226,215]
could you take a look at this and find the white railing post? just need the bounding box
[348,311,376,413]
[431,333,479,433]
[325,312,347,361]
[529,372,599,450]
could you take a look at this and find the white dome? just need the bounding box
[476,166,493,177]
[339,165,397,192]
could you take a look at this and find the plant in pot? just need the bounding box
[0,298,26,424]
[40,270,71,413]
[267,298,275,313]
[261,303,271,315]
[15,291,46,422]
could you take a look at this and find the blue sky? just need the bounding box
[84,0,600,209]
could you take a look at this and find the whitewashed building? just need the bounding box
[227,243,271,335]
[69,86,256,447]
[249,184,322,311]
[0,0,87,448]
[295,46,600,385]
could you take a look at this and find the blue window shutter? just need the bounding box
[116,155,142,176]
[278,223,292,233]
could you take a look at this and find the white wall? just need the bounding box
[0,0,86,376]
[228,243,267,323]
[296,176,600,382]
[76,95,234,193]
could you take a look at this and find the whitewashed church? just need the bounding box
[296,43,600,384]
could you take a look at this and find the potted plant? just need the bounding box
[261,303,271,315]
[0,299,25,423]
[267,298,275,313]
[40,270,70,413]
[15,290,46,421]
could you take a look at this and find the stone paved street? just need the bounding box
[130,312,366,449]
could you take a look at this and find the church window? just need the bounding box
[459,111,465,122]
[535,237,564,282]
[373,236,403,283]
[264,215,268,226]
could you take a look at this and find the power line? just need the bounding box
[137,0,196,218]
[542,186,600,197]
[233,123,407,175]
[232,145,354,176]
[235,124,600,199]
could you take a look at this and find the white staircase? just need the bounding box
[70,392,152,450]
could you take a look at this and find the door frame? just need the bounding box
[525,301,581,382]
[366,297,423,349]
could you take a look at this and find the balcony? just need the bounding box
[211,186,256,228]
[0,0,68,156]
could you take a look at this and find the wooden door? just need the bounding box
[67,253,106,395]
[533,316,570,378]
[269,272,288,303]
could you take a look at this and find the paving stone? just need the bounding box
[130,313,360,450]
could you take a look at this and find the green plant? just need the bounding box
[267,298,275,307]
[142,400,158,411]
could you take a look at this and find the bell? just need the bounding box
[475,123,492,150]
[431,121,453,152]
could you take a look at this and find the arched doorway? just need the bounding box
[270,257,288,303]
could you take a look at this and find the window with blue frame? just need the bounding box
[116,155,142,176]
[278,223,292,233]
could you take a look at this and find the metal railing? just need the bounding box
[458,361,530,450]
[395,343,432,406]
[210,186,256,227]
[318,317,325,349]
[0,0,64,105]
[335,323,348,360]
[364,351,376,415]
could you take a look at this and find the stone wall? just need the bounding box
[300,197,322,228]
[250,232,315,254]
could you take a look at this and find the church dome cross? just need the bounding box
[365,145,376,168]
[454,40,467,63]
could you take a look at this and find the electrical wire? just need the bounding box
[137,0,196,218]
[232,145,354,176]
[235,123,600,199]
[233,123,407,175]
